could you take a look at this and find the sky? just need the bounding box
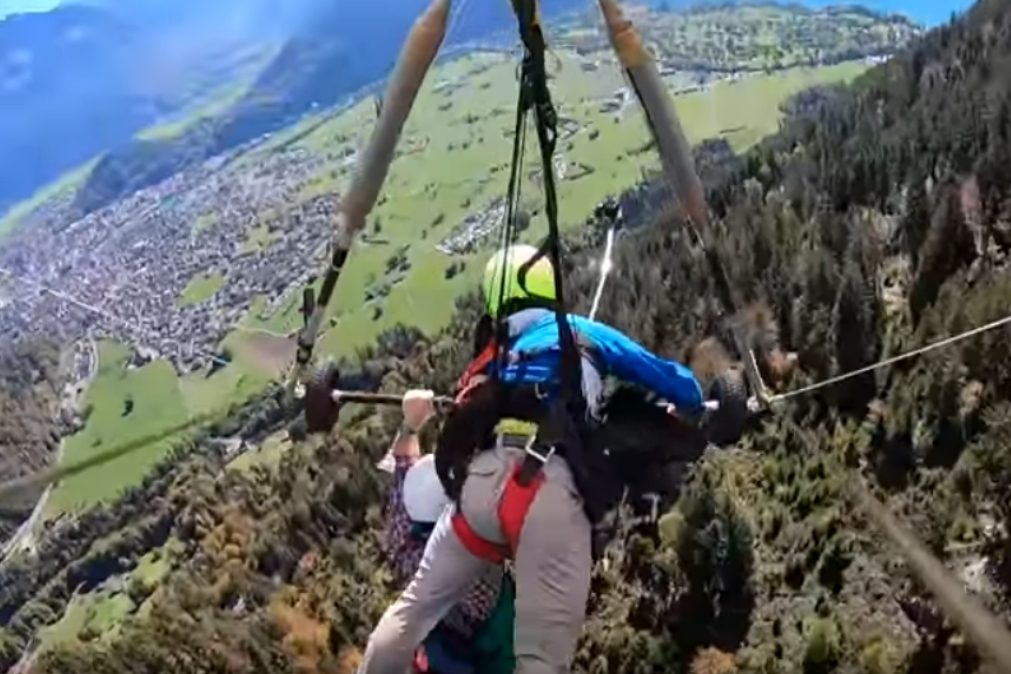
[802,0,975,27]
[0,0,981,27]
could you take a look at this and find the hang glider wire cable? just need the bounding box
[765,312,1011,405]
[588,226,615,321]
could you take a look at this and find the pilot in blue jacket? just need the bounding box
[358,244,707,674]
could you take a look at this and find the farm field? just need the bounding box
[50,51,869,515]
[270,53,868,360]
[47,342,190,515]
[177,271,226,307]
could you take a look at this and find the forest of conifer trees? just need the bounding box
[4,1,1011,672]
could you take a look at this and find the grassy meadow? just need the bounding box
[177,271,226,307]
[50,49,869,515]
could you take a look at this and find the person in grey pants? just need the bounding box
[357,245,707,674]
[360,436,590,674]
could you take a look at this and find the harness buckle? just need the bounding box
[511,434,554,488]
[524,435,554,465]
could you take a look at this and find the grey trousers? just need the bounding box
[358,445,593,674]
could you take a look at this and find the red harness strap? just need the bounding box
[452,511,509,563]
[452,342,549,561]
[451,464,546,562]
[498,466,545,552]
[456,340,498,399]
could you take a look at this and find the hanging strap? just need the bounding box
[451,461,548,563]
[509,0,588,491]
[512,1,582,401]
[457,340,499,395]
[498,465,547,548]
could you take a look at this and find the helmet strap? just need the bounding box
[515,236,553,303]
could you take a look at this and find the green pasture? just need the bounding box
[47,51,870,513]
[47,342,190,515]
[268,52,869,361]
[178,271,225,307]
[48,339,271,515]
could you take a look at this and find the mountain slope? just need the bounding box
[0,340,62,543]
[2,1,1010,672]
[71,2,921,217]
[69,0,591,217]
[0,3,274,216]
[0,6,141,215]
[0,0,592,219]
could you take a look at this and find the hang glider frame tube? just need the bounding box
[597,0,771,405]
[290,0,453,393]
[290,0,773,404]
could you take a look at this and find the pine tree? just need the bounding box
[910,185,975,319]
[901,171,930,263]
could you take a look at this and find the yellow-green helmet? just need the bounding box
[482,244,557,317]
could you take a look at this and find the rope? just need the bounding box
[589,226,615,320]
[491,62,530,379]
[853,480,1011,672]
[768,312,1011,404]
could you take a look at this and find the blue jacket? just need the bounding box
[488,310,704,413]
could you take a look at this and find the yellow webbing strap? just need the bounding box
[495,417,539,438]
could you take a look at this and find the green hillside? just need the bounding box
[0,7,935,667]
[6,0,1011,667]
[46,51,870,515]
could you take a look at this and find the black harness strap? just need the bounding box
[491,58,532,383]
[505,0,589,490]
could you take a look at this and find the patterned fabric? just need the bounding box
[385,455,503,637]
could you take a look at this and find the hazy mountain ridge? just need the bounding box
[69,0,595,217]
[0,6,143,214]
[0,0,921,224]
[0,0,594,217]
[69,1,919,218]
[2,0,1010,669]
[0,2,275,216]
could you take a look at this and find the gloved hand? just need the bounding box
[671,369,749,446]
[664,401,715,429]
[402,389,436,432]
[304,363,341,434]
